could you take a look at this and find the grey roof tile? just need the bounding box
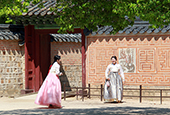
[98,26,107,35]
[105,26,113,35]
[147,28,154,34]
[50,33,82,43]
[125,26,136,34]
[161,25,170,33]
[161,28,167,33]
[118,30,123,34]
[154,28,162,33]
[167,25,170,30]
[118,26,131,34]
[91,32,97,36]
[0,24,24,46]
[0,36,4,40]
[139,26,148,34]
[87,20,170,35]
[24,1,56,16]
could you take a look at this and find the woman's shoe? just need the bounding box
[118,100,123,103]
[48,104,54,108]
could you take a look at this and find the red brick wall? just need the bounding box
[86,35,170,86]
[0,40,24,51]
[51,42,82,88]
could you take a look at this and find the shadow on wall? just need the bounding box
[2,49,24,56]
[60,62,71,91]
[51,42,82,91]
[58,48,81,55]
[51,42,82,55]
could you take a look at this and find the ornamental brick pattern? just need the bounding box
[86,35,170,87]
[51,42,82,90]
[138,48,155,73]
[0,40,25,97]
[158,48,170,72]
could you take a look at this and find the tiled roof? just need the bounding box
[22,0,57,16]
[50,33,82,43]
[17,0,170,36]
[14,0,59,25]
[14,1,170,35]
[0,24,24,46]
[90,20,170,35]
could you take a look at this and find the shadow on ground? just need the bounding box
[0,106,170,115]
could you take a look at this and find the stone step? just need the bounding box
[20,89,34,95]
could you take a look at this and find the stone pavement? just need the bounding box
[0,94,170,115]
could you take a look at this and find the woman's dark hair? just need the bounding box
[111,56,117,61]
[53,55,61,63]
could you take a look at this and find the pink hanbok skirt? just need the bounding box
[35,73,61,107]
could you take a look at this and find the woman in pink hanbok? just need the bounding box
[35,55,63,108]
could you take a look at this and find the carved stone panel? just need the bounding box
[119,48,136,73]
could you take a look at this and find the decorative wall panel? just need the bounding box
[119,48,136,73]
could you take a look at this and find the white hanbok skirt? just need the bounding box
[104,72,123,102]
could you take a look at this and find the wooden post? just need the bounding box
[81,29,86,88]
[82,87,84,101]
[88,84,91,99]
[160,90,162,104]
[101,84,103,101]
[25,25,36,91]
[76,87,78,100]
[24,26,29,90]
[140,85,142,103]
[64,83,66,101]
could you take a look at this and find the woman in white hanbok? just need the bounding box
[104,56,125,103]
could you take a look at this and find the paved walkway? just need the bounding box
[0,94,170,115]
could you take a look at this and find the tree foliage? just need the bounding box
[0,0,21,23]
[0,0,170,33]
[0,0,40,23]
[54,0,138,33]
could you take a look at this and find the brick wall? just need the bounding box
[51,42,82,90]
[0,40,25,97]
[0,40,82,96]
[86,35,170,88]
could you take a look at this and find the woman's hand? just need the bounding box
[107,78,110,81]
[59,72,63,76]
[123,81,125,84]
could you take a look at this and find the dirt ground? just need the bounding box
[0,94,170,115]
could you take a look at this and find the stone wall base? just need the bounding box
[20,89,34,95]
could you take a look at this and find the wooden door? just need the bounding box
[39,34,51,84]
[34,32,51,92]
